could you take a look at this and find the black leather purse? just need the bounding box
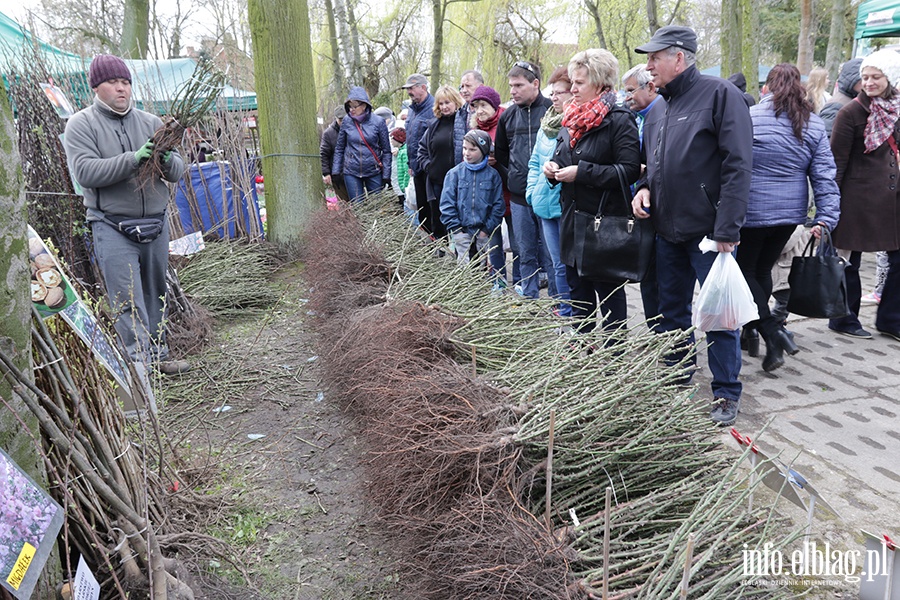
[572,163,654,283]
[786,228,850,319]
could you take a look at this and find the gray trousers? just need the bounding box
[91,219,169,363]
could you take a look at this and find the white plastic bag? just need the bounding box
[692,237,759,332]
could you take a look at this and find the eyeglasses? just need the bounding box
[624,82,648,97]
[549,89,572,97]
[347,101,364,109]
[514,61,538,78]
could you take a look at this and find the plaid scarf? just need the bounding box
[864,95,900,153]
[562,91,617,148]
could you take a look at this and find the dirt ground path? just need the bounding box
[161,263,399,599]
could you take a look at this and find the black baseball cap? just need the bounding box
[635,26,698,54]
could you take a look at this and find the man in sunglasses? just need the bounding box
[494,60,555,299]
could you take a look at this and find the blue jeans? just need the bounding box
[540,217,571,315]
[344,174,383,203]
[656,235,742,401]
[510,201,554,299]
[489,213,520,284]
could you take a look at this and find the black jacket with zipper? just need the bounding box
[551,105,641,269]
[494,93,553,203]
[640,64,752,244]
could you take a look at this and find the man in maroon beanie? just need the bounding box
[63,54,189,374]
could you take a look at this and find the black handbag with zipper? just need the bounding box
[572,163,655,283]
[786,227,850,319]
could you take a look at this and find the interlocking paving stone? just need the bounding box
[624,265,900,532]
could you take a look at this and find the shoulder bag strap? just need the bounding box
[354,120,383,170]
[595,163,633,217]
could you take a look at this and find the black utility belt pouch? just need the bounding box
[103,214,166,244]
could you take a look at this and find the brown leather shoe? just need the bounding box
[157,360,190,375]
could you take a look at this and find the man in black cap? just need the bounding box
[320,105,350,202]
[630,26,753,427]
[402,73,436,233]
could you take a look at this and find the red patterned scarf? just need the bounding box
[864,95,900,153]
[562,91,617,148]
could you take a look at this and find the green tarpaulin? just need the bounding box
[0,10,256,111]
[856,0,900,39]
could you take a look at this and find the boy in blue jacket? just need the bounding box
[440,130,505,267]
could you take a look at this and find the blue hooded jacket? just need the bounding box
[439,159,505,235]
[332,86,392,182]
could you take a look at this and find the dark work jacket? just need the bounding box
[495,93,553,203]
[320,120,340,176]
[550,106,641,269]
[640,64,752,243]
[830,92,900,252]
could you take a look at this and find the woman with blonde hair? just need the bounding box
[418,84,468,240]
[806,67,832,114]
[543,49,641,334]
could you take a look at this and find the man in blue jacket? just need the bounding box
[403,73,436,233]
[631,26,752,427]
[64,54,188,374]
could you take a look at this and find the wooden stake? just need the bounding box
[679,533,697,599]
[603,486,611,600]
[545,408,556,530]
[471,345,477,376]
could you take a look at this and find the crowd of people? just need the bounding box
[322,26,900,427]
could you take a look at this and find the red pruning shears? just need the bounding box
[730,427,759,453]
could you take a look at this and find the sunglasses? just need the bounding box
[514,61,538,78]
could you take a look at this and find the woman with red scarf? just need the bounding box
[543,49,641,334]
[829,49,900,342]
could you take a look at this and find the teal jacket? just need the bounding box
[525,129,562,220]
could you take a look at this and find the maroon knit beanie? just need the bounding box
[390,128,407,144]
[469,85,501,110]
[89,55,132,89]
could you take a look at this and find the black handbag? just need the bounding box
[572,163,654,283]
[786,228,850,319]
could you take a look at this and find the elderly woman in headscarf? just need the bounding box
[828,49,900,342]
[543,49,640,335]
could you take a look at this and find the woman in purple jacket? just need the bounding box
[332,86,392,202]
[738,63,841,372]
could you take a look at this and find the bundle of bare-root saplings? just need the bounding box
[301,191,799,599]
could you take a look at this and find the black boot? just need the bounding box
[762,328,798,372]
[741,327,760,357]
[762,333,785,372]
[774,327,799,355]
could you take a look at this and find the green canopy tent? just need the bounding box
[854,0,900,56]
[0,10,257,112]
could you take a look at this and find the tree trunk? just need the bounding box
[248,0,324,244]
[583,0,607,49]
[720,0,742,79]
[324,0,345,95]
[431,0,444,93]
[346,0,363,83]
[647,0,660,34]
[0,60,59,599]
[122,0,150,58]
[797,0,814,74]
[332,0,361,84]
[825,0,850,82]
[741,0,759,100]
